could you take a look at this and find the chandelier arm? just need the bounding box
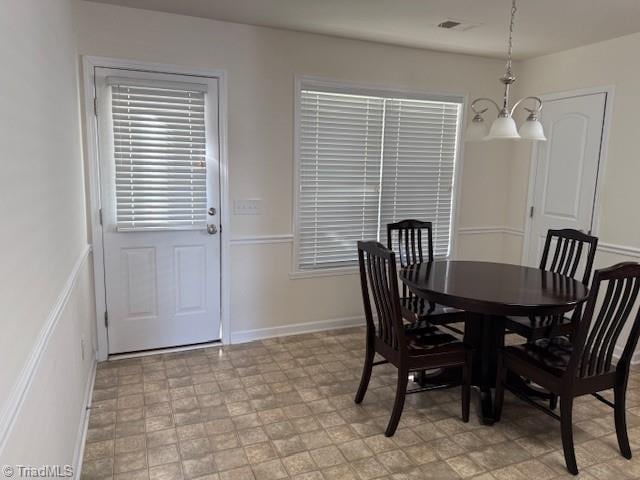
[510,96,543,117]
[471,97,501,115]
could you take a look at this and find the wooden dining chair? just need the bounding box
[355,241,472,436]
[387,220,466,334]
[505,229,598,341]
[495,262,640,475]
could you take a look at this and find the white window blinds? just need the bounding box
[109,77,208,231]
[379,98,460,257]
[297,86,461,270]
[298,91,384,269]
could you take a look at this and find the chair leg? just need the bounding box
[494,351,506,422]
[461,352,472,422]
[614,381,632,459]
[560,396,578,475]
[385,366,409,437]
[550,394,558,410]
[354,343,374,404]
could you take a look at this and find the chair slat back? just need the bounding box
[540,229,598,285]
[570,263,640,379]
[387,220,433,297]
[358,241,406,353]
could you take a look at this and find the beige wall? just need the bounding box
[75,1,517,335]
[506,32,640,265]
[0,0,95,464]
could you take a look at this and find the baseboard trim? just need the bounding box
[230,316,364,344]
[0,245,92,453]
[613,345,640,365]
[72,359,97,479]
[230,234,294,246]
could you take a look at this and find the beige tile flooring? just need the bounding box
[81,327,640,480]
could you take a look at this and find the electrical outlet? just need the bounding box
[80,335,86,361]
[233,199,262,215]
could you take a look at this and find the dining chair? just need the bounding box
[387,220,466,335]
[505,229,599,341]
[355,241,472,436]
[494,262,640,475]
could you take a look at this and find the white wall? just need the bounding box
[75,1,516,337]
[0,0,95,467]
[506,32,640,266]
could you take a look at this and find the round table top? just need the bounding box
[399,260,590,316]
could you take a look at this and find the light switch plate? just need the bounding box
[234,199,262,215]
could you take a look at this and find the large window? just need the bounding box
[295,80,463,271]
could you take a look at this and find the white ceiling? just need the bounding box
[85,0,640,59]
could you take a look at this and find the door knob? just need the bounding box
[207,224,218,235]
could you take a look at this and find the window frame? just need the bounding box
[291,76,467,279]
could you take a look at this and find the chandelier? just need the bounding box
[465,0,546,142]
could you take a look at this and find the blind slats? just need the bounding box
[111,82,208,231]
[298,88,460,270]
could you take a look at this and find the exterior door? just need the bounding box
[525,92,607,266]
[95,67,221,354]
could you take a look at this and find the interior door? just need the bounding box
[95,67,221,354]
[525,92,607,267]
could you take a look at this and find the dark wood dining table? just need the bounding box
[399,260,590,425]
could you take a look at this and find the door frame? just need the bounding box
[521,85,615,265]
[82,56,231,361]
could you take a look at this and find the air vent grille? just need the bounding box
[437,19,480,31]
[438,20,461,29]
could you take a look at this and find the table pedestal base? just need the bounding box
[464,314,506,426]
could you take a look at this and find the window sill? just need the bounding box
[289,267,359,280]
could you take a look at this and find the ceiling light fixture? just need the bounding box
[465,0,546,142]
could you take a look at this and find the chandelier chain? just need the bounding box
[506,0,517,76]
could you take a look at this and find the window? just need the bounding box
[109,77,209,231]
[295,80,462,271]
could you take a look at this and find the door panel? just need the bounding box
[122,247,158,319]
[174,245,207,315]
[525,92,606,267]
[95,67,221,354]
[542,115,588,219]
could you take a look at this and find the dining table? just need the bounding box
[399,260,590,425]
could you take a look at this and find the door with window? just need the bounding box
[95,67,221,354]
[525,92,607,266]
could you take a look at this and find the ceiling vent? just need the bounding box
[437,19,480,32]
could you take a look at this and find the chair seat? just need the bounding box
[400,297,464,325]
[505,336,575,377]
[406,328,464,357]
[504,314,574,341]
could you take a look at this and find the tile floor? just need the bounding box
[81,327,640,479]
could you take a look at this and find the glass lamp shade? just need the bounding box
[486,116,520,140]
[519,119,547,141]
[464,119,489,142]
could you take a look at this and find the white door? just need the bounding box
[525,92,607,266]
[95,67,221,354]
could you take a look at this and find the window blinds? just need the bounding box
[298,91,385,269]
[109,77,208,231]
[297,87,461,270]
[379,98,460,257]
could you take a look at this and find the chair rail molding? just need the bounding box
[598,242,640,259]
[458,226,525,236]
[0,245,92,453]
[230,234,294,246]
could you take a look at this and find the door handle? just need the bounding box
[207,224,218,235]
